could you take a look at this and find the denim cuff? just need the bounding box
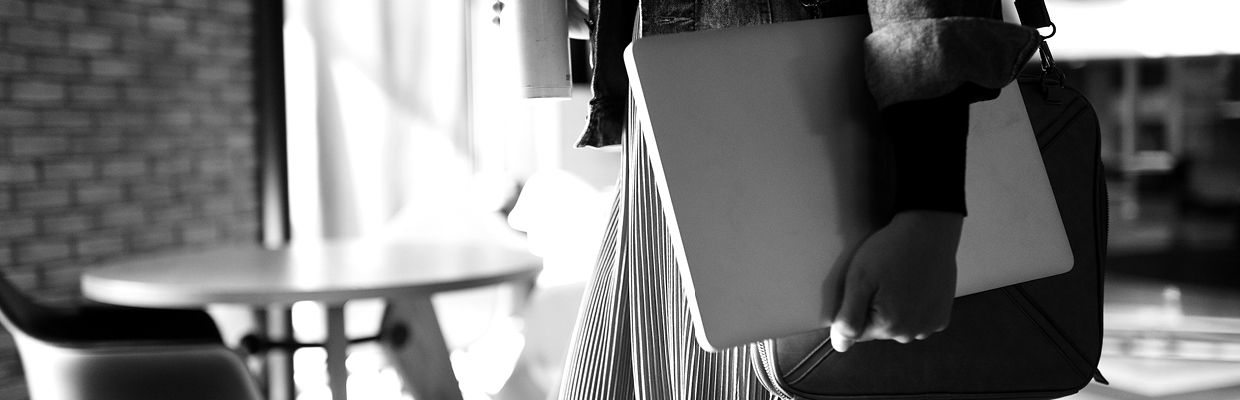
[575,98,626,148]
[575,0,638,149]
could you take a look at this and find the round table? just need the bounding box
[81,240,542,400]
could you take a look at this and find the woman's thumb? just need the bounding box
[830,282,871,352]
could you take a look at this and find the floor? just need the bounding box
[1069,273,1240,400]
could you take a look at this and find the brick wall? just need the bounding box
[0,0,260,396]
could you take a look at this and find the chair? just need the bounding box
[0,275,262,400]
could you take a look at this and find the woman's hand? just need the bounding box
[567,0,589,39]
[829,210,961,352]
[492,0,591,40]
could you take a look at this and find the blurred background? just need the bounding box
[0,0,1238,399]
[1042,2,1240,399]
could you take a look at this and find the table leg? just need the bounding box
[380,295,464,400]
[250,307,269,394]
[267,304,296,400]
[326,304,349,400]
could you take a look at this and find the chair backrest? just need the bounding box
[0,274,262,400]
[1,272,224,345]
[0,273,53,340]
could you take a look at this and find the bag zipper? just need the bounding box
[753,340,796,399]
[754,335,1090,400]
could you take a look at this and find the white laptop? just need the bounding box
[624,15,1074,351]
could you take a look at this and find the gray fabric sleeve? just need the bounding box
[864,0,1041,108]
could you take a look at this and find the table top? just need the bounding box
[81,241,542,308]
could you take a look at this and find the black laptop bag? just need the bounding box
[751,9,1111,397]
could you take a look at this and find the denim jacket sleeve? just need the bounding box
[574,0,1042,148]
[574,0,637,148]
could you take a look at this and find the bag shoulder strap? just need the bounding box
[1011,0,1068,103]
[1014,0,1053,31]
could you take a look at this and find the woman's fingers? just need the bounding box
[842,313,939,349]
[492,0,504,25]
[567,0,590,39]
[493,0,590,39]
[828,211,962,351]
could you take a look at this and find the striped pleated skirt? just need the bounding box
[555,97,781,399]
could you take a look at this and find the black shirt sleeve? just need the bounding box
[884,94,971,216]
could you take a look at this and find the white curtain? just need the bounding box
[285,0,473,240]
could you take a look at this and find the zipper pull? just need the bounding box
[1093,369,1109,385]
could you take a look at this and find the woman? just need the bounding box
[554,0,1041,398]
